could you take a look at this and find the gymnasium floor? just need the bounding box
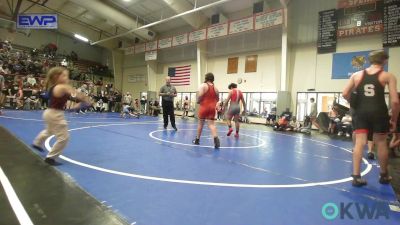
[1,110,400,225]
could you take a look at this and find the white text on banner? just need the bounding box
[229,17,254,34]
[158,37,172,49]
[255,10,283,30]
[207,23,228,39]
[189,29,207,43]
[145,50,157,61]
[173,33,188,46]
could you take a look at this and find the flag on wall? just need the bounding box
[168,65,191,86]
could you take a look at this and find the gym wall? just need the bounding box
[208,48,281,93]
[119,0,400,106]
[288,0,400,109]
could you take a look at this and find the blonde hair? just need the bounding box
[368,50,389,65]
[45,67,67,90]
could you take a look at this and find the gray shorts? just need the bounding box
[227,104,240,117]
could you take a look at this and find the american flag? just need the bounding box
[168,65,191,86]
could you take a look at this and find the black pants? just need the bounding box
[108,101,114,112]
[162,101,176,127]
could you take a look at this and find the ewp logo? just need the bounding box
[17,14,58,29]
[322,202,390,220]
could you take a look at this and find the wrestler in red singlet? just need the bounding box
[198,83,218,120]
[224,83,246,137]
[193,73,220,149]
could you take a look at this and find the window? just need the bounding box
[260,93,277,117]
[296,92,391,121]
[296,93,308,121]
[248,93,261,116]
[190,93,197,111]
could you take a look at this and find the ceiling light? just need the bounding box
[74,34,89,42]
[122,0,131,2]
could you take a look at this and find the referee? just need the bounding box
[159,77,178,131]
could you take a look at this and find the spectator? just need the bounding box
[300,116,312,134]
[39,88,48,109]
[114,91,122,112]
[0,73,4,114]
[216,101,223,120]
[337,112,352,137]
[15,85,23,110]
[123,92,132,105]
[26,74,37,87]
[328,106,339,134]
[266,105,277,125]
[273,116,289,131]
[76,84,88,114]
[148,98,154,116]
[140,95,147,114]
[107,94,115,112]
[280,108,292,121]
[152,100,161,117]
[134,99,140,111]
[181,96,190,119]
[309,98,319,130]
[96,99,105,113]
[286,116,300,132]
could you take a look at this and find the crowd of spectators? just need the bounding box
[0,39,114,112]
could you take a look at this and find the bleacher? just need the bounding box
[72,59,102,73]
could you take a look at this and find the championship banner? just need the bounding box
[332,49,388,79]
[254,9,283,30]
[229,17,254,35]
[158,37,172,49]
[189,29,207,43]
[145,41,157,51]
[336,0,384,38]
[207,23,228,39]
[173,33,188,46]
[145,50,157,61]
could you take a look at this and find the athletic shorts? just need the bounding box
[198,106,216,120]
[227,104,240,118]
[353,111,390,134]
